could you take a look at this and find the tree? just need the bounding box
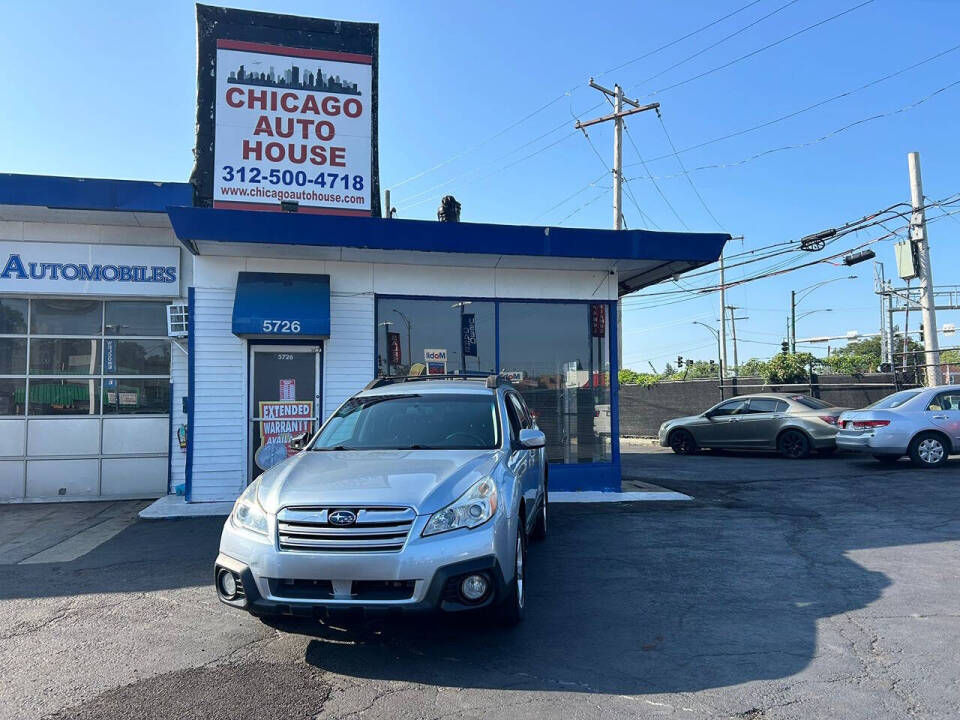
[825,332,923,374]
[763,352,817,384]
[941,348,960,365]
[737,358,769,378]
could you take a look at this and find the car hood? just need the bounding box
[255,449,502,515]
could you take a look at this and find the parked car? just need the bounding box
[658,393,848,459]
[837,385,960,467]
[215,374,547,626]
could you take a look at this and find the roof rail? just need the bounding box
[363,373,512,391]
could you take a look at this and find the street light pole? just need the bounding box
[791,276,857,352]
[693,321,724,397]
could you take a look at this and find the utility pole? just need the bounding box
[726,306,740,377]
[719,252,728,377]
[575,80,660,380]
[886,281,896,369]
[908,152,942,386]
[790,290,797,354]
[575,80,660,231]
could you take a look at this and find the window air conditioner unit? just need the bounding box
[167,303,189,338]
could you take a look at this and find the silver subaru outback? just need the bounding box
[214,375,548,626]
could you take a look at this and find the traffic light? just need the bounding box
[677,356,684,367]
[781,341,789,355]
[919,324,924,343]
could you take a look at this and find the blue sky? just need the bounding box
[2,0,958,371]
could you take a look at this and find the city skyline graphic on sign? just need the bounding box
[227,61,362,96]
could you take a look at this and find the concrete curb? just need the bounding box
[139,495,233,519]
[550,490,692,503]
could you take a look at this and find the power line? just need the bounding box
[657,113,725,230]
[624,78,960,181]
[625,42,960,168]
[597,0,767,77]
[645,0,877,97]
[634,0,802,89]
[623,123,690,230]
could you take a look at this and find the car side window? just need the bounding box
[508,393,531,429]
[504,394,523,440]
[711,399,748,416]
[929,392,960,411]
[747,398,782,414]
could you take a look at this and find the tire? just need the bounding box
[908,432,949,468]
[530,485,547,542]
[873,454,901,464]
[777,429,811,459]
[499,523,526,625]
[668,428,698,455]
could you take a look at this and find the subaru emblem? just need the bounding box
[328,509,357,526]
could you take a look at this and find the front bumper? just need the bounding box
[215,512,512,617]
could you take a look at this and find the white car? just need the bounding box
[837,385,960,467]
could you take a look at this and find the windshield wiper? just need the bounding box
[312,445,356,451]
[402,444,436,450]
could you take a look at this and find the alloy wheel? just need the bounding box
[515,534,525,609]
[918,438,945,465]
[779,431,809,459]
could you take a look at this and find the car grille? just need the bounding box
[276,506,416,553]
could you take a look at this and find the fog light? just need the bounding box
[218,569,238,599]
[460,574,489,602]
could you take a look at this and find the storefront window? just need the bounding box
[0,338,27,374]
[375,298,496,377]
[102,378,170,414]
[30,299,103,335]
[105,301,168,336]
[373,297,613,465]
[0,298,28,333]
[0,380,25,415]
[29,339,101,375]
[0,298,172,416]
[498,302,611,464]
[29,379,100,415]
[111,340,171,375]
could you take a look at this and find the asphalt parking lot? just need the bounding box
[2,446,959,720]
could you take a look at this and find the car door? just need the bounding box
[926,390,960,449]
[694,398,749,447]
[739,397,788,448]
[505,392,538,526]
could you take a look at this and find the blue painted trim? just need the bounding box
[548,463,620,492]
[184,287,195,503]
[608,300,621,490]
[0,173,192,213]
[167,206,729,263]
[167,382,174,495]
[494,302,500,372]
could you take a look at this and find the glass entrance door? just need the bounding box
[249,345,321,481]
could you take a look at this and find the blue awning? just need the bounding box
[231,272,330,338]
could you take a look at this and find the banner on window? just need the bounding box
[387,331,402,365]
[255,400,314,470]
[590,304,607,338]
[461,313,477,358]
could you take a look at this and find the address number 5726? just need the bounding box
[262,320,301,333]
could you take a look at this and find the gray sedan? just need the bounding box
[658,394,848,459]
[837,385,960,467]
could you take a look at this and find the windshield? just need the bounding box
[790,395,832,410]
[311,393,500,450]
[867,390,922,410]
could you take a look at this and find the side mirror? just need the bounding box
[288,432,309,451]
[518,428,546,449]
[704,410,717,419]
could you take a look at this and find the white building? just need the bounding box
[0,173,727,502]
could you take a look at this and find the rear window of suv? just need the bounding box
[312,393,500,450]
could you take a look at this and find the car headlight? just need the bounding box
[422,477,498,537]
[230,479,268,536]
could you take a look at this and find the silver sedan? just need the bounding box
[658,393,848,459]
[837,385,960,467]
